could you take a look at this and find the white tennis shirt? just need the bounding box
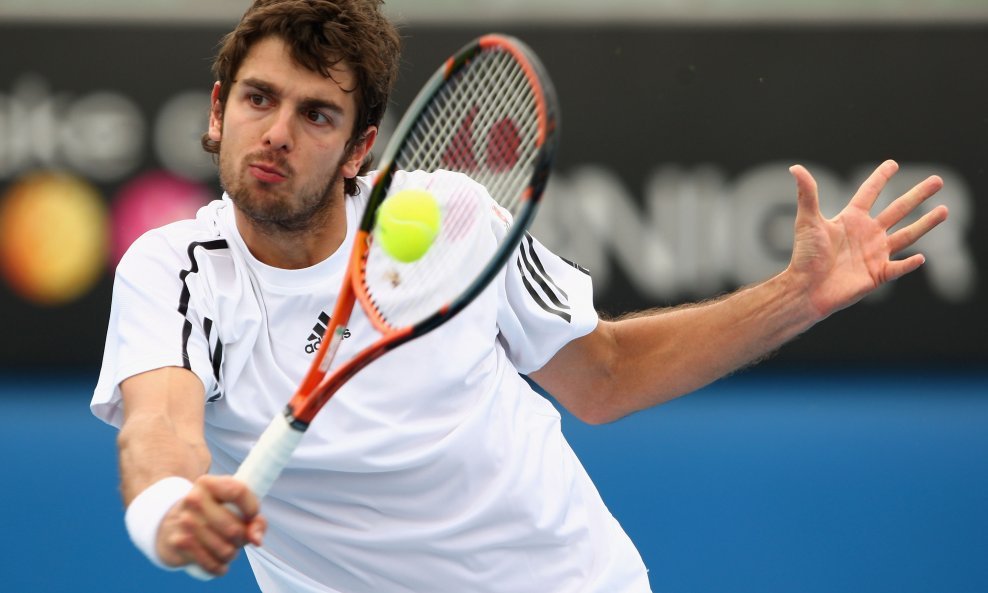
[92,172,651,592]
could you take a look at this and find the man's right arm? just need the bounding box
[118,366,265,576]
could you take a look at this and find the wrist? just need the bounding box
[778,266,830,325]
[124,476,194,570]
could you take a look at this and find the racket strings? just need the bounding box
[363,175,491,328]
[397,49,541,216]
[363,45,547,329]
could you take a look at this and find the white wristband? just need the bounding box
[124,477,194,570]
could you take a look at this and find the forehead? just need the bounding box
[236,35,357,105]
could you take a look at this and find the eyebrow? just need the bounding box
[238,77,346,116]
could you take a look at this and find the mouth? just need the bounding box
[248,162,288,183]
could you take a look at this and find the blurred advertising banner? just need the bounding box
[0,23,984,368]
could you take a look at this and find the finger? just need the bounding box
[199,494,249,548]
[887,204,949,255]
[247,515,268,547]
[189,520,240,573]
[183,483,248,554]
[849,159,899,211]
[875,175,944,230]
[884,253,927,283]
[789,164,821,220]
[164,504,236,576]
[199,475,260,519]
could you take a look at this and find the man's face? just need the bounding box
[207,35,375,232]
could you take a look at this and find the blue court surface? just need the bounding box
[1,368,984,593]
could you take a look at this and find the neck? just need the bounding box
[233,195,348,269]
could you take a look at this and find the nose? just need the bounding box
[262,108,294,152]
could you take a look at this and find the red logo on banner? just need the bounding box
[442,106,520,173]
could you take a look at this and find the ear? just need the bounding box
[340,126,378,179]
[207,81,224,143]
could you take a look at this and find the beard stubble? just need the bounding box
[219,148,346,234]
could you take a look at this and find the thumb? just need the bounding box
[789,164,822,221]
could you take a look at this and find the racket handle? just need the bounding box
[234,413,306,498]
[184,414,305,580]
[185,562,214,581]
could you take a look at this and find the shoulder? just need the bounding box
[117,199,233,278]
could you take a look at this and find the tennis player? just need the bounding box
[90,1,948,592]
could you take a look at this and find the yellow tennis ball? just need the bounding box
[375,189,441,263]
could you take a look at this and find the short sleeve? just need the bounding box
[90,231,217,428]
[497,233,598,374]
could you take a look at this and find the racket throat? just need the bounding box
[317,327,348,373]
[284,407,312,432]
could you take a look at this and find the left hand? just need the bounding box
[787,159,948,318]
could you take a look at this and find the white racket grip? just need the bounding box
[185,559,215,581]
[185,414,305,581]
[234,413,305,499]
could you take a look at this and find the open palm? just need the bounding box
[787,160,948,318]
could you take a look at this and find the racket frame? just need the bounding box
[286,33,558,429]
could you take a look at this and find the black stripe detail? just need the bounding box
[177,239,229,373]
[559,256,590,276]
[523,234,570,301]
[519,235,570,311]
[202,317,225,403]
[203,316,215,375]
[212,339,224,371]
[517,258,571,323]
[212,339,224,378]
[204,318,223,384]
[180,319,194,370]
[207,337,225,403]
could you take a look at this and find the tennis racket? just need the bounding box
[186,33,559,579]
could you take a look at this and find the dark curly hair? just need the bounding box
[202,0,402,196]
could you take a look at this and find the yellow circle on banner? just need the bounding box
[0,172,109,305]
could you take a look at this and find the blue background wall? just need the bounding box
[3,369,984,592]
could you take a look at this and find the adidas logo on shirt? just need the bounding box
[305,311,351,354]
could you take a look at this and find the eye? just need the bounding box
[305,109,331,126]
[248,93,270,108]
